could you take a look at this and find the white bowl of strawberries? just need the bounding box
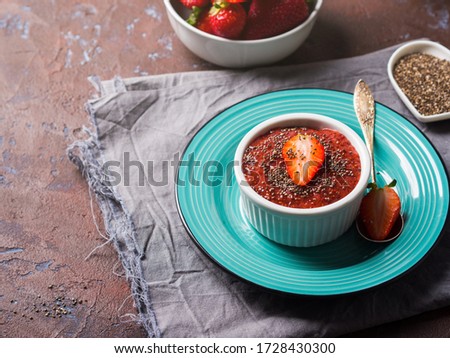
[164,0,323,68]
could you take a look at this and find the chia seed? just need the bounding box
[393,53,450,116]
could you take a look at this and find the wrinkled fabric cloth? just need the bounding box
[68,43,450,338]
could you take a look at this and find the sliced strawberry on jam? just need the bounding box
[282,134,325,186]
[359,180,401,241]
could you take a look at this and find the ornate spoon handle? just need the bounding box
[354,79,376,184]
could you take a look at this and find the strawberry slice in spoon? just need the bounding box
[282,134,325,186]
[358,180,402,241]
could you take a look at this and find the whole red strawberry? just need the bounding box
[180,0,210,8]
[187,6,214,34]
[210,0,247,2]
[196,9,214,34]
[209,2,247,39]
[358,181,402,241]
[243,0,310,40]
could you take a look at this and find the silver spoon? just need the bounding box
[353,79,404,243]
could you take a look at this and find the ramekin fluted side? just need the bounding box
[241,191,363,247]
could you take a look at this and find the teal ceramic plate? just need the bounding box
[176,89,449,296]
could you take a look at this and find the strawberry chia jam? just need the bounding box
[241,127,361,209]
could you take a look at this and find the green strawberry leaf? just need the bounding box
[306,0,316,12]
[387,179,397,188]
[187,6,202,26]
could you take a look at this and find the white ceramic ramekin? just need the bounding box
[234,113,370,247]
[387,40,450,123]
[163,0,323,68]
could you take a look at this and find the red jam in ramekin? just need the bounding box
[241,127,361,209]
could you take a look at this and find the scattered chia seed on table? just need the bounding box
[393,53,450,116]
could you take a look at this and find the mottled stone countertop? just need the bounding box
[1,0,449,337]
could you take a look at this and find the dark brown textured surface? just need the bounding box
[0,0,449,337]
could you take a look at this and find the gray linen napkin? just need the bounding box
[68,43,450,338]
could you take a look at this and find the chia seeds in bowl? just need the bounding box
[393,53,450,117]
[387,40,450,123]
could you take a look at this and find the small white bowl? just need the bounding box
[234,113,370,247]
[163,0,322,68]
[387,40,450,123]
